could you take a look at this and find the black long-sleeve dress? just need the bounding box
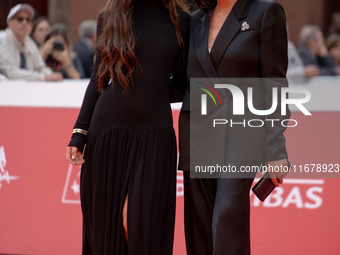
[68,1,191,254]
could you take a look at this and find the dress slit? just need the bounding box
[80,123,177,255]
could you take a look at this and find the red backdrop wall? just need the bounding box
[0,81,339,255]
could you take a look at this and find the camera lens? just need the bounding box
[53,40,64,51]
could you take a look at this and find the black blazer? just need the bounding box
[178,0,290,171]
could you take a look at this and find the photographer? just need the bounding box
[40,24,85,79]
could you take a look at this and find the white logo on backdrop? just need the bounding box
[251,179,324,209]
[62,164,81,204]
[0,146,19,189]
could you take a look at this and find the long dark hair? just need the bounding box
[193,0,215,11]
[97,0,189,93]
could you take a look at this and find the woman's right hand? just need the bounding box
[66,146,85,166]
[266,159,288,187]
[40,38,54,59]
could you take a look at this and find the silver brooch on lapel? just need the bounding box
[241,21,249,31]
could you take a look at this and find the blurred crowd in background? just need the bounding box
[0,3,96,81]
[287,12,340,79]
[0,2,340,82]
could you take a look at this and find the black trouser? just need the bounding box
[184,171,255,255]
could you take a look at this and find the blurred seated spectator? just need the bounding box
[73,20,97,78]
[30,17,50,47]
[0,4,62,81]
[326,34,340,75]
[40,24,85,79]
[287,23,319,79]
[298,25,337,76]
[287,40,319,79]
[329,13,340,35]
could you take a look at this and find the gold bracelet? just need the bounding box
[72,128,88,136]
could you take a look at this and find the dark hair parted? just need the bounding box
[44,23,70,46]
[31,17,50,36]
[97,0,189,93]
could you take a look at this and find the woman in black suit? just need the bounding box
[179,0,290,254]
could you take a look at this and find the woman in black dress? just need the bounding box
[66,0,190,254]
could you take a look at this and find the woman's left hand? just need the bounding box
[265,159,288,187]
[66,146,84,166]
[53,44,80,79]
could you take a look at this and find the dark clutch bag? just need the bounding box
[252,161,291,202]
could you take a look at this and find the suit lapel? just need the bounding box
[192,0,252,99]
[210,0,253,70]
[194,7,219,78]
[210,10,240,70]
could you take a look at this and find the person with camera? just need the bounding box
[0,4,62,81]
[40,24,85,79]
